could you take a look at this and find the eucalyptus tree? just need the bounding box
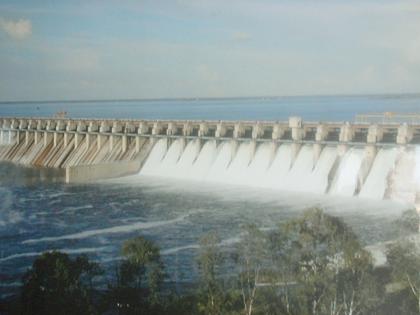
[233,224,268,315]
[268,208,380,315]
[20,251,102,315]
[110,236,164,315]
[196,231,226,315]
[386,239,420,315]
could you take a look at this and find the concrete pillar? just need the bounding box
[74,133,81,148]
[167,122,175,136]
[215,122,226,138]
[76,121,86,133]
[252,123,263,140]
[64,133,69,147]
[86,134,91,149]
[124,123,135,134]
[109,135,114,151]
[183,122,192,136]
[289,117,303,141]
[272,124,285,140]
[152,122,162,136]
[55,121,65,132]
[339,123,354,142]
[16,130,21,144]
[367,125,383,144]
[122,135,127,153]
[25,131,30,146]
[19,119,28,130]
[34,131,41,145]
[97,134,104,151]
[138,122,149,135]
[198,123,209,137]
[0,130,3,145]
[53,133,59,147]
[99,121,109,133]
[135,136,141,153]
[66,120,76,132]
[110,122,122,151]
[43,132,52,147]
[315,124,328,142]
[45,120,56,132]
[88,122,99,133]
[397,124,413,145]
[36,119,45,131]
[233,123,244,139]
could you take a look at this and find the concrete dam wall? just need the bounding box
[1,116,420,204]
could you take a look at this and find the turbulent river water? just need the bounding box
[0,95,419,298]
[0,163,411,298]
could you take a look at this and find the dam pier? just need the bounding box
[1,116,420,204]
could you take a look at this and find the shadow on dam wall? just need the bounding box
[0,162,65,186]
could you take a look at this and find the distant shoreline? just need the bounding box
[1,92,420,105]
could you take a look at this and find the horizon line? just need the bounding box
[1,92,420,104]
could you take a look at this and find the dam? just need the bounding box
[1,116,420,204]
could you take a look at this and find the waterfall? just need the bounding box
[172,139,201,179]
[140,138,168,176]
[138,139,411,201]
[307,146,338,194]
[266,144,293,189]
[190,140,218,180]
[359,148,397,199]
[329,148,365,196]
[246,142,272,187]
[205,141,234,182]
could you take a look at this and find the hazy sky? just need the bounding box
[0,0,419,101]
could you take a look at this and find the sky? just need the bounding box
[0,0,419,101]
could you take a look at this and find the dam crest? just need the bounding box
[1,116,420,205]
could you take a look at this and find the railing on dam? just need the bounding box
[0,116,419,146]
[355,113,420,125]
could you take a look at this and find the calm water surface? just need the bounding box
[1,94,420,121]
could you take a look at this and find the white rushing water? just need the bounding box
[138,139,418,201]
[329,148,365,196]
[359,148,398,199]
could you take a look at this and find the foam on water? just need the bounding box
[22,214,189,244]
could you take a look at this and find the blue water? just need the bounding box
[1,94,420,121]
[0,95,418,299]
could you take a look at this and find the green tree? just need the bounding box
[234,224,267,315]
[196,231,226,315]
[386,239,420,314]
[110,236,164,315]
[270,208,379,315]
[20,251,102,315]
